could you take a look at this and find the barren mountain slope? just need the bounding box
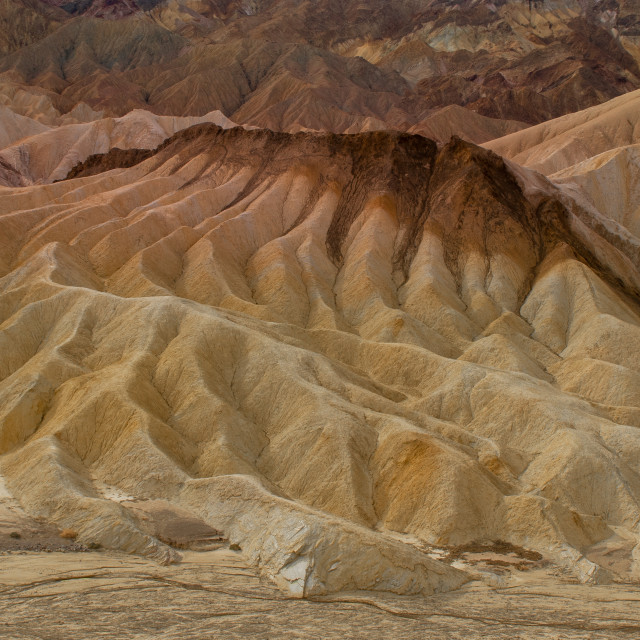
[0,108,236,186]
[552,144,640,238]
[408,105,526,145]
[0,106,50,149]
[0,0,69,55]
[1,0,639,133]
[0,30,527,142]
[485,90,640,241]
[0,17,188,84]
[0,79,105,126]
[485,88,640,175]
[1,124,639,595]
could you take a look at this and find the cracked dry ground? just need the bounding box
[1,549,640,639]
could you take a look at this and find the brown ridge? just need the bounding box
[61,123,640,301]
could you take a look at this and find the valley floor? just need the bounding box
[1,549,639,640]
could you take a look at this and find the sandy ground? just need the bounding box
[0,548,639,640]
[1,474,640,638]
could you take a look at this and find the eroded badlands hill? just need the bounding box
[0,124,639,595]
[0,108,237,187]
[485,88,640,247]
[1,0,640,134]
[485,88,640,175]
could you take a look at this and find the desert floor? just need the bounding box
[1,547,639,640]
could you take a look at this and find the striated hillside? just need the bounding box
[485,88,640,175]
[0,0,639,133]
[485,88,640,240]
[0,108,237,186]
[1,0,640,613]
[1,124,639,595]
[0,0,69,55]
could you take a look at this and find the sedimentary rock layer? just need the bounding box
[1,0,639,132]
[1,124,639,593]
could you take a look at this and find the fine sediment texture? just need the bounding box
[3,0,640,136]
[1,549,640,639]
[1,123,640,597]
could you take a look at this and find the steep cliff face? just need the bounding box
[1,123,639,591]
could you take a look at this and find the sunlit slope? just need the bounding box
[551,144,640,238]
[485,90,640,244]
[1,125,640,593]
[485,89,640,175]
[0,108,236,186]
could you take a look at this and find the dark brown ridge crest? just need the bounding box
[60,124,640,301]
